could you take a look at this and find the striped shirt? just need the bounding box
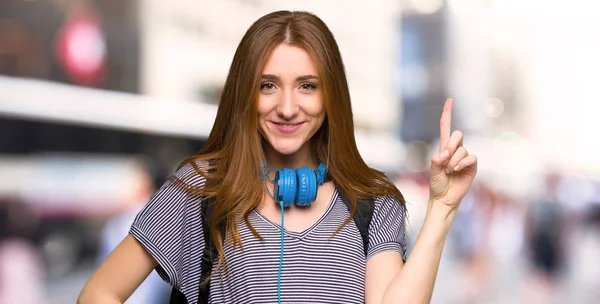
[130,162,408,304]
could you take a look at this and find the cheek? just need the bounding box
[315,113,326,130]
[257,96,272,117]
[304,96,325,118]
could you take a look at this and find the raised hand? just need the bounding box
[429,98,478,209]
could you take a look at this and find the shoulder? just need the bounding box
[368,194,408,257]
[373,195,405,210]
[370,195,407,231]
[133,160,209,228]
[170,159,210,187]
[129,160,211,293]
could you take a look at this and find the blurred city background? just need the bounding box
[0,0,598,303]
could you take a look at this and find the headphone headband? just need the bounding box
[315,162,327,185]
[261,161,327,207]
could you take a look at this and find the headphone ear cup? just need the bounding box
[277,168,297,207]
[295,167,317,206]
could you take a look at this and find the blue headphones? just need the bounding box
[261,162,327,303]
[262,162,327,207]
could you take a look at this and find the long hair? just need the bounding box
[173,10,405,280]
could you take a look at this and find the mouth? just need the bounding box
[270,121,305,134]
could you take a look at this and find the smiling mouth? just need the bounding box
[271,122,304,134]
[272,122,303,127]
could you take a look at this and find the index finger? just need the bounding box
[439,98,454,152]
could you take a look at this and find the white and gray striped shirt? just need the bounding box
[130,163,407,304]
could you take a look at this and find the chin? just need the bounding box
[266,137,307,156]
[271,143,303,156]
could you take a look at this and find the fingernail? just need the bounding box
[441,150,449,159]
[454,165,460,171]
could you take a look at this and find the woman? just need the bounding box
[78,10,477,304]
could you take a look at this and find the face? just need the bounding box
[258,43,326,160]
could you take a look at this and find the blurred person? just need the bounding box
[446,182,497,303]
[96,168,171,304]
[0,198,44,304]
[484,187,527,302]
[564,202,600,303]
[444,180,527,303]
[523,173,567,303]
[79,11,478,304]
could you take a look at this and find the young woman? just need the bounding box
[78,10,477,304]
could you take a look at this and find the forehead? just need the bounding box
[262,44,318,77]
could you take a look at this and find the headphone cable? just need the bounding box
[277,200,284,304]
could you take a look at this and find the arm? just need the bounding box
[365,201,454,304]
[384,202,454,304]
[78,161,207,303]
[78,235,157,304]
[368,98,477,304]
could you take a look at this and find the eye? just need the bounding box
[260,82,276,91]
[300,82,318,91]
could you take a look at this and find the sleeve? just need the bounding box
[366,196,408,261]
[129,161,207,289]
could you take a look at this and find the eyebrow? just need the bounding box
[261,74,319,82]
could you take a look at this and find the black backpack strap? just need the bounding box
[169,197,224,304]
[169,287,187,303]
[338,191,375,257]
[197,197,225,304]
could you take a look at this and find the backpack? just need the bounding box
[169,191,375,304]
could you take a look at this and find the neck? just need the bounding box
[263,144,318,170]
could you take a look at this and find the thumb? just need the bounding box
[430,150,449,176]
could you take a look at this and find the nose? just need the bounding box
[276,89,299,119]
